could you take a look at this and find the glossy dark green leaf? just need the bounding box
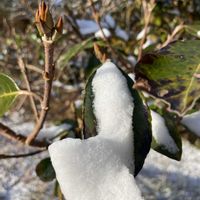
[150,106,182,161]
[36,157,55,182]
[0,73,19,117]
[83,64,152,176]
[135,40,200,115]
[83,71,97,139]
[119,68,152,176]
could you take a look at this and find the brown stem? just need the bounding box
[18,57,39,121]
[0,149,45,159]
[64,4,84,40]
[26,40,54,144]
[138,0,155,61]
[0,122,48,148]
[89,0,131,70]
[161,23,185,47]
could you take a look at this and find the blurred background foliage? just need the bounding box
[0,0,200,144]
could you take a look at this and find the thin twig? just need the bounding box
[161,23,185,47]
[64,4,84,40]
[26,64,43,74]
[26,40,55,144]
[18,57,39,121]
[19,90,43,104]
[89,0,131,70]
[0,122,49,148]
[0,149,46,159]
[138,0,155,61]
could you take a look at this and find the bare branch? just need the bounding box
[0,149,45,159]
[138,0,155,61]
[89,0,131,70]
[26,40,54,144]
[0,122,49,148]
[18,57,39,121]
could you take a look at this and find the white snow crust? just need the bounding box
[181,111,200,137]
[151,110,179,153]
[115,27,129,41]
[49,61,143,200]
[104,14,116,28]
[95,28,111,39]
[76,19,99,35]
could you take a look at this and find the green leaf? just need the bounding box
[83,71,97,139]
[36,157,56,182]
[58,38,105,69]
[150,106,182,161]
[0,73,19,117]
[83,64,152,176]
[118,68,152,176]
[185,23,200,38]
[135,40,200,115]
[85,54,101,79]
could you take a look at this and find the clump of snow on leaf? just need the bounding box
[181,111,200,137]
[151,110,179,153]
[95,28,111,39]
[49,61,143,200]
[103,14,116,28]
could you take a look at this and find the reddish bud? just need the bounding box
[55,16,63,34]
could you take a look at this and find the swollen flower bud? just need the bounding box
[35,1,55,39]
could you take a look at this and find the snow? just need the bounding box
[115,27,129,41]
[127,55,137,67]
[151,110,179,153]
[136,28,150,40]
[128,73,136,82]
[197,31,200,37]
[49,138,143,200]
[181,111,200,137]
[49,61,143,200]
[76,18,129,41]
[137,140,200,200]
[104,14,116,28]
[1,116,200,199]
[0,119,72,141]
[95,28,111,39]
[76,19,99,35]
[142,38,154,49]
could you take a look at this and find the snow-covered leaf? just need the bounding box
[115,26,129,41]
[104,14,116,28]
[0,73,19,117]
[49,61,145,199]
[36,157,55,182]
[49,138,143,200]
[150,109,182,161]
[83,61,152,176]
[135,40,200,115]
[181,110,200,137]
[95,28,111,39]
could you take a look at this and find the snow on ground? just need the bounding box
[181,111,200,137]
[0,136,55,200]
[0,133,200,199]
[137,140,200,200]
